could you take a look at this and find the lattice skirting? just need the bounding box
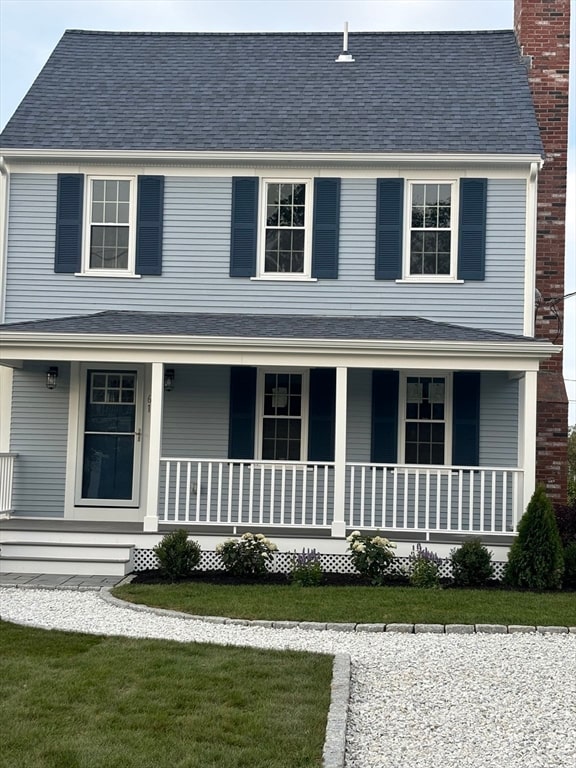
[133,549,506,580]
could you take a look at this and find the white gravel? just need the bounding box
[1,586,575,768]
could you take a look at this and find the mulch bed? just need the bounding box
[128,569,409,587]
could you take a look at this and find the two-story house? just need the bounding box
[0,0,569,577]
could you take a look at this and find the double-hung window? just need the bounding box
[84,176,136,275]
[257,371,309,460]
[405,180,458,280]
[400,374,451,465]
[259,179,312,278]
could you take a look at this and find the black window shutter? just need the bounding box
[228,367,257,459]
[230,177,258,277]
[375,179,403,280]
[136,176,164,275]
[312,178,340,279]
[457,178,487,281]
[452,372,480,466]
[371,370,399,463]
[308,369,336,461]
[55,174,84,273]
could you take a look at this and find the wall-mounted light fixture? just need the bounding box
[46,366,59,390]
[164,368,175,392]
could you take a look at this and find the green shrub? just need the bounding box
[347,531,396,585]
[450,537,494,588]
[554,501,576,548]
[562,542,576,590]
[290,549,324,587]
[408,544,441,589]
[216,532,277,577]
[153,529,201,582]
[505,485,564,591]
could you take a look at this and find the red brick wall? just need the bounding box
[514,0,570,503]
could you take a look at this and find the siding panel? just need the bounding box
[6,175,526,333]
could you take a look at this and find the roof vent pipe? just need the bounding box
[335,22,355,62]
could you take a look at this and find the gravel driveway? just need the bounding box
[1,587,574,768]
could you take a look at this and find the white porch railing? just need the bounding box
[160,458,335,527]
[347,463,524,536]
[159,458,523,535]
[0,453,17,515]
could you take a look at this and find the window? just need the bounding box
[406,181,457,279]
[84,177,135,274]
[400,375,451,465]
[257,371,309,460]
[258,179,312,278]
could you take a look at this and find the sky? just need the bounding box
[0,0,574,422]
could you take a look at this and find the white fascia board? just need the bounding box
[0,332,560,371]
[0,147,545,169]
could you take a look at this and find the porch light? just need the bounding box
[46,366,58,390]
[164,368,175,392]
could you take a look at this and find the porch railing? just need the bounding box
[160,458,334,527]
[159,457,523,535]
[347,463,523,535]
[0,453,17,515]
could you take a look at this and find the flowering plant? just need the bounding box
[408,543,441,588]
[347,531,396,585]
[290,548,324,587]
[216,532,277,577]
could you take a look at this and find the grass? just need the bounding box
[112,581,576,626]
[0,620,332,768]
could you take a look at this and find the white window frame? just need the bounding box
[255,369,310,461]
[80,175,138,277]
[401,179,460,283]
[255,178,314,280]
[398,372,453,466]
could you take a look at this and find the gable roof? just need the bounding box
[0,29,542,156]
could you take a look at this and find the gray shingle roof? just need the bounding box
[0,29,542,155]
[0,311,538,343]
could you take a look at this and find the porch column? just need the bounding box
[331,366,348,537]
[518,369,538,526]
[143,362,164,532]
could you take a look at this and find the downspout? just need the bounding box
[0,156,12,454]
[524,160,540,337]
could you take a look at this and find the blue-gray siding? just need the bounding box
[479,372,519,466]
[5,174,526,333]
[10,363,69,517]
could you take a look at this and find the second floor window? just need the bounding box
[260,180,312,278]
[406,181,456,280]
[85,177,135,274]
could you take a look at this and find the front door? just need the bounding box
[77,368,143,506]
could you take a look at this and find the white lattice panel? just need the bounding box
[133,548,506,580]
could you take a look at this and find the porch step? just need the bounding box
[0,541,134,576]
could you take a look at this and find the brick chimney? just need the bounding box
[514,0,570,503]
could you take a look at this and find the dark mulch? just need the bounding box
[128,569,409,587]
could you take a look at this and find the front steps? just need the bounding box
[0,540,135,576]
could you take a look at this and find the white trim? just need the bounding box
[74,363,144,507]
[254,368,309,461]
[403,179,459,281]
[0,366,13,452]
[398,372,453,465]
[331,366,348,537]
[518,370,538,519]
[257,177,313,279]
[81,175,137,277]
[0,156,10,324]
[0,148,545,167]
[523,162,539,336]
[143,362,164,532]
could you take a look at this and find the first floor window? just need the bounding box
[259,371,306,460]
[86,177,134,272]
[260,179,311,277]
[403,375,447,465]
[407,181,455,278]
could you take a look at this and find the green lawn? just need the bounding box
[112,581,576,626]
[0,621,332,768]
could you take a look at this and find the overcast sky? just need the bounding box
[0,0,574,421]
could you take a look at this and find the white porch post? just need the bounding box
[143,362,164,532]
[331,366,348,537]
[518,369,538,527]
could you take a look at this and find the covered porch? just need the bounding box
[0,311,557,547]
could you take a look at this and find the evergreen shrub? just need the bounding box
[153,529,201,581]
[449,537,494,588]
